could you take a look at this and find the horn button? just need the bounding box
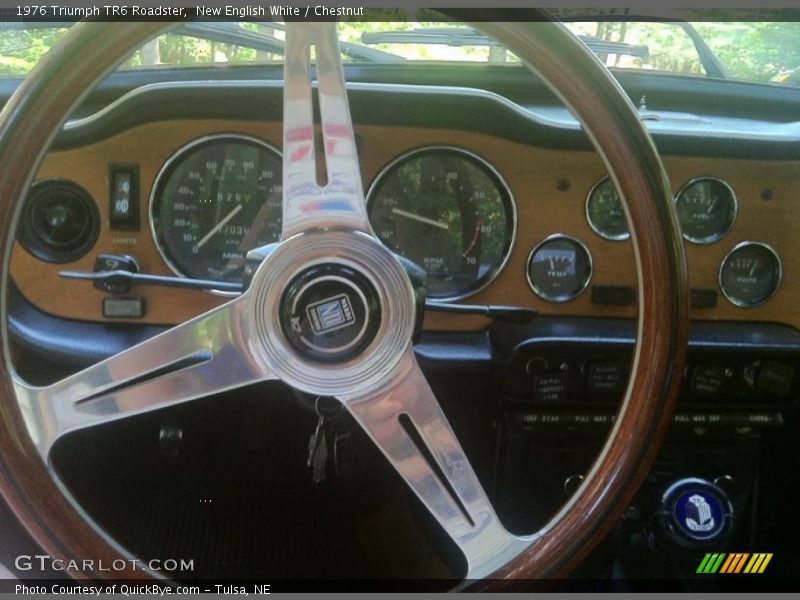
[279,263,382,363]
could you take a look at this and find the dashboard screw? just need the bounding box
[761,189,773,201]
[557,178,570,192]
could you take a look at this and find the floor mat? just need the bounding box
[116,488,365,579]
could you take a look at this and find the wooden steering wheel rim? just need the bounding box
[0,20,688,588]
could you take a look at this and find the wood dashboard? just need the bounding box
[10,119,799,331]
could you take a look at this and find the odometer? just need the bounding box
[366,147,516,301]
[719,241,781,307]
[675,177,737,244]
[151,135,282,289]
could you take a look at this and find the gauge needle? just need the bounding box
[391,208,449,231]
[193,204,243,251]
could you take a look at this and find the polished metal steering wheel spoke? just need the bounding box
[340,350,532,579]
[12,295,274,460]
[281,21,371,239]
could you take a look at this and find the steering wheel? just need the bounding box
[0,18,688,588]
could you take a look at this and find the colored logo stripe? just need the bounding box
[301,199,355,213]
[720,553,749,573]
[697,553,773,574]
[697,553,726,574]
[744,553,773,574]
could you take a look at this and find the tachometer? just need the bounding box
[719,241,781,307]
[151,134,282,289]
[366,147,516,301]
[675,177,737,244]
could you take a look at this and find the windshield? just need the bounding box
[1,18,799,88]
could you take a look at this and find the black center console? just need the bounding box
[485,317,799,581]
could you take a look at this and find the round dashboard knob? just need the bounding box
[660,477,734,548]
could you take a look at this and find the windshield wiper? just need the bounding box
[0,20,406,64]
[362,27,505,47]
[177,22,407,63]
[361,26,650,60]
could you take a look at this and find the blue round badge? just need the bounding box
[660,478,734,548]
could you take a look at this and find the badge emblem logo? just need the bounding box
[685,494,715,532]
[306,294,355,334]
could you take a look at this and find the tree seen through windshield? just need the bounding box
[0,18,799,87]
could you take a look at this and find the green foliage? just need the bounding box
[0,27,69,75]
[695,22,800,81]
[0,20,798,86]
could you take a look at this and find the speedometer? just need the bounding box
[366,147,516,301]
[151,134,282,289]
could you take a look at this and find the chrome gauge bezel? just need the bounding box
[365,144,518,303]
[585,175,630,241]
[718,240,782,308]
[526,233,593,303]
[149,133,283,297]
[675,176,738,245]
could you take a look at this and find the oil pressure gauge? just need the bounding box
[675,177,737,244]
[586,176,629,241]
[526,234,592,302]
[719,241,782,307]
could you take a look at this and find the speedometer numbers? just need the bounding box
[675,177,737,244]
[526,235,593,303]
[719,242,781,307]
[151,135,282,289]
[367,147,516,301]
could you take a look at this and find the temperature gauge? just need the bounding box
[526,234,592,302]
[719,241,781,307]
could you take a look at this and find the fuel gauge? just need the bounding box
[675,177,737,244]
[526,234,593,302]
[719,241,781,307]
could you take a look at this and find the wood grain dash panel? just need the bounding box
[10,120,800,330]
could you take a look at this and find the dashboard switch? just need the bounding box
[591,284,635,306]
[93,254,140,293]
[691,365,726,395]
[690,288,718,308]
[532,373,568,403]
[756,361,795,397]
[109,164,140,230]
[103,296,144,319]
[588,361,625,393]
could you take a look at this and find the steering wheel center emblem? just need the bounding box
[306,293,355,335]
[279,263,382,363]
